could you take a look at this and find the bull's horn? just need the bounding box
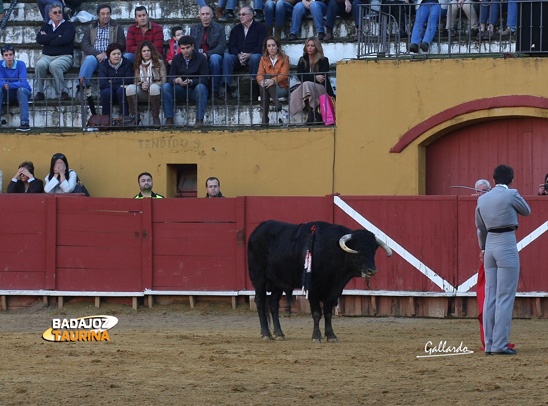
[339,234,358,254]
[375,237,393,257]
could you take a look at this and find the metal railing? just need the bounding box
[0,73,337,130]
[357,0,548,58]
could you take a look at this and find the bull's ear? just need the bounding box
[339,234,358,254]
[375,237,392,257]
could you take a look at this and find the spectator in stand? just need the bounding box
[256,36,289,125]
[44,153,77,193]
[264,0,299,40]
[126,41,166,128]
[162,35,209,129]
[166,26,183,66]
[34,4,75,101]
[325,0,353,40]
[221,6,266,98]
[289,37,334,124]
[0,45,32,132]
[500,0,517,37]
[99,43,134,120]
[190,6,226,99]
[219,0,265,22]
[134,172,164,198]
[205,177,224,197]
[37,0,81,22]
[537,173,548,195]
[7,162,44,193]
[125,6,165,63]
[289,0,331,40]
[409,1,447,53]
[478,0,500,39]
[444,0,478,37]
[79,4,126,90]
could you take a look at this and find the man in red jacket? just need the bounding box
[124,6,165,62]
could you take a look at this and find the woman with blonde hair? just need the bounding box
[126,40,167,127]
[289,37,334,124]
[256,36,290,125]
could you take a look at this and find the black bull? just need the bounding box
[248,220,392,342]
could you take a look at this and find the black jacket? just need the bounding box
[7,178,44,193]
[296,54,334,97]
[168,50,210,88]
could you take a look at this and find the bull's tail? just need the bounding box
[285,290,293,317]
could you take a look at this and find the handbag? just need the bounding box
[87,114,110,131]
[318,94,336,126]
[73,176,90,196]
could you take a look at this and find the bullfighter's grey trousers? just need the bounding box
[483,231,520,353]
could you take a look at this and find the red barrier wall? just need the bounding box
[1,195,547,294]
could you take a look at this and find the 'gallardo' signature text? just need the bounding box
[416,341,474,358]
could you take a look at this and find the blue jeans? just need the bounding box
[101,86,127,116]
[479,0,500,26]
[507,0,517,29]
[196,0,207,7]
[326,0,352,28]
[0,87,31,125]
[411,3,443,45]
[162,83,208,120]
[291,1,328,35]
[209,54,223,93]
[218,0,237,9]
[78,55,99,86]
[123,53,135,64]
[221,53,262,88]
[264,0,294,27]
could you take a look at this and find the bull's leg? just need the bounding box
[254,288,273,340]
[269,289,285,340]
[309,296,323,343]
[323,300,338,342]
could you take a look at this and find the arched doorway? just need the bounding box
[426,117,548,195]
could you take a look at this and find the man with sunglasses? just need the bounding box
[35,4,75,101]
[0,45,32,131]
[220,6,266,98]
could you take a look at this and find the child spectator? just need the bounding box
[166,26,183,66]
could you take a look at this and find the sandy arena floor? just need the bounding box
[1,301,547,405]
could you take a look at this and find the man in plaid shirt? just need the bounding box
[124,6,165,62]
[78,4,126,88]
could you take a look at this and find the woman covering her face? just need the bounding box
[44,153,77,193]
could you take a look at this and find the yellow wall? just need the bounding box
[2,57,547,197]
[0,128,335,197]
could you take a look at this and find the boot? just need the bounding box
[150,95,161,128]
[165,117,174,127]
[274,26,283,40]
[266,25,274,37]
[324,26,333,41]
[306,107,315,124]
[216,7,223,19]
[126,94,139,124]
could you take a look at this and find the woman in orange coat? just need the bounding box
[256,36,290,125]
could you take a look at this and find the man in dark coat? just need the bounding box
[162,36,209,129]
[220,6,266,96]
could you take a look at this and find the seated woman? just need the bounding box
[126,41,167,128]
[410,0,447,53]
[44,153,77,193]
[289,37,334,124]
[7,161,44,193]
[256,36,290,125]
[99,43,134,122]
